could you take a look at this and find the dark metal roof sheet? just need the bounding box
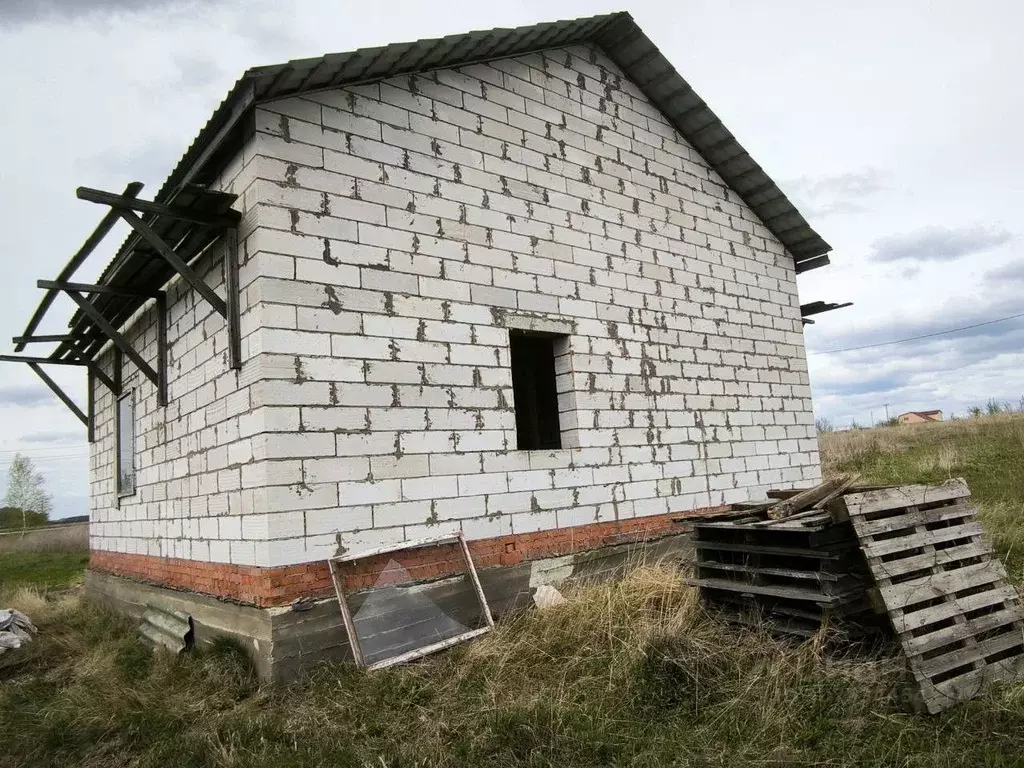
[156,11,829,265]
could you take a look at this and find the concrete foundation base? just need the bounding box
[86,533,693,682]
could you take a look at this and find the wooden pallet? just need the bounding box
[838,479,1024,713]
[693,517,872,637]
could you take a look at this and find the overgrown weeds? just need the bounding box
[2,563,1024,767]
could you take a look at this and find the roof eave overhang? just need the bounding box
[152,12,829,270]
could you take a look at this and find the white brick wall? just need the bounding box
[88,140,272,565]
[90,43,821,569]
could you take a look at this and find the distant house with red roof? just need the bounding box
[898,410,943,425]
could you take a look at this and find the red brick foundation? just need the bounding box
[89,505,728,607]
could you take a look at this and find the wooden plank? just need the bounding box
[27,362,87,426]
[811,473,861,510]
[861,521,984,559]
[696,561,843,582]
[15,181,143,353]
[892,584,1021,635]
[752,509,830,528]
[870,539,996,581]
[76,186,241,228]
[37,279,161,298]
[767,476,847,520]
[877,561,1008,606]
[119,209,229,319]
[766,488,811,500]
[918,653,1024,714]
[905,608,1024,656]
[689,577,850,604]
[843,479,970,518]
[63,290,160,387]
[915,627,1024,679]
[855,500,975,538]
[694,540,846,559]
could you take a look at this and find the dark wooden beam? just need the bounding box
[114,347,123,395]
[62,345,118,394]
[38,279,162,298]
[119,209,228,318]
[77,186,240,228]
[15,182,143,353]
[12,334,79,345]
[0,355,89,366]
[795,255,831,274]
[155,292,168,407]
[87,369,96,443]
[801,301,853,318]
[64,290,159,389]
[223,228,241,370]
[27,362,87,426]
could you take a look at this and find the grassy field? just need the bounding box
[1,552,89,590]
[3,415,1024,767]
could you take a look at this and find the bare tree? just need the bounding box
[3,454,52,531]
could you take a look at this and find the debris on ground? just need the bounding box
[533,584,568,609]
[692,476,1024,713]
[0,609,37,655]
[138,605,193,654]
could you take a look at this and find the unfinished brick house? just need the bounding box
[4,13,836,677]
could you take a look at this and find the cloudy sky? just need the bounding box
[0,0,1021,517]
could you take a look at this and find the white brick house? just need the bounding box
[7,13,832,677]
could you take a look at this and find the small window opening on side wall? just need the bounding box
[509,331,567,451]
[117,392,136,497]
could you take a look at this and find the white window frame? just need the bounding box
[327,531,495,670]
[116,390,136,498]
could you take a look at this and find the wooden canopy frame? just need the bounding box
[1,182,241,442]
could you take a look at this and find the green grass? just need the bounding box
[3,415,1024,767]
[0,551,89,590]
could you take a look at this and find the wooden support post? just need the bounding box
[118,209,228,318]
[87,368,96,443]
[223,228,241,370]
[86,361,117,395]
[64,290,159,389]
[155,292,168,406]
[114,347,123,395]
[27,362,87,426]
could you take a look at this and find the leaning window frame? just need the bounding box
[116,389,136,498]
[327,531,495,670]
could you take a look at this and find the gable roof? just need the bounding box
[156,11,830,269]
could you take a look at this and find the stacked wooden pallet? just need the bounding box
[693,508,875,638]
[692,477,1024,713]
[836,479,1024,714]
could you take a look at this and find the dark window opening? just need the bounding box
[117,392,136,497]
[510,332,563,450]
